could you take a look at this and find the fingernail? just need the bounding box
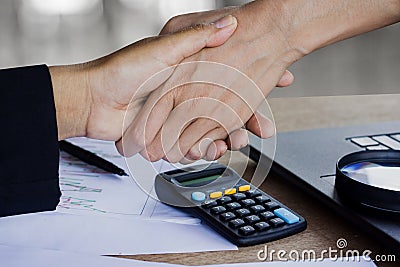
[214,15,236,29]
[222,144,228,154]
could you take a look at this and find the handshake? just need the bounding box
[49,0,400,164]
[50,6,296,164]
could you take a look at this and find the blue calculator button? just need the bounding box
[191,192,206,202]
[274,208,300,224]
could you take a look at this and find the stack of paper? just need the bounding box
[0,138,379,267]
[0,138,236,255]
[0,244,377,267]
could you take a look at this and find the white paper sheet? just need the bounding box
[1,244,377,267]
[59,137,208,224]
[0,245,171,267]
[0,211,235,255]
[209,259,377,267]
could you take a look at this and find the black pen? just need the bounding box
[59,140,128,176]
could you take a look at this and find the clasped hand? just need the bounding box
[52,10,294,163]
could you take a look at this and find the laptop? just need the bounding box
[244,120,400,254]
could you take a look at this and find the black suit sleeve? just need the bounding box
[0,65,61,217]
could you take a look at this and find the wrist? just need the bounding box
[277,0,400,55]
[233,1,305,68]
[49,64,91,140]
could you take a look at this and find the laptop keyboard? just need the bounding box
[348,133,400,150]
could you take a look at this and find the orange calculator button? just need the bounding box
[238,185,251,192]
[210,191,223,199]
[224,188,237,195]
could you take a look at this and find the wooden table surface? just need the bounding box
[122,95,400,266]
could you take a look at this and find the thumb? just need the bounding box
[154,15,237,65]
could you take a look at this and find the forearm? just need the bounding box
[242,0,400,56]
[49,64,90,140]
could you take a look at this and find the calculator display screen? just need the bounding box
[178,174,221,187]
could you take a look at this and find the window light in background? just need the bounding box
[157,0,216,24]
[118,0,156,10]
[25,0,102,15]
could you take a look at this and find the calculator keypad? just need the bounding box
[264,202,280,211]
[199,183,304,243]
[231,193,247,201]
[210,206,226,215]
[229,218,245,229]
[220,212,236,222]
[241,199,256,207]
[250,205,266,214]
[226,202,241,211]
[235,208,250,217]
[244,215,261,224]
[217,196,232,205]
[239,225,255,236]
[254,222,271,232]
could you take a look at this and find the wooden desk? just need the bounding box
[124,95,400,266]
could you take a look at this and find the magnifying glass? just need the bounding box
[336,150,400,214]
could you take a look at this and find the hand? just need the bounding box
[116,2,298,163]
[49,15,238,141]
[160,6,295,161]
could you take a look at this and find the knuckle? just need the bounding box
[164,15,184,32]
[187,147,202,160]
[129,130,143,147]
[145,148,161,162]
[192,23,207,32]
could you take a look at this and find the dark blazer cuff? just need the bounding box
[0,65,61,217]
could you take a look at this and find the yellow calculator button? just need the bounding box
[224,188,237,195]
[238,185,251,192]
[210,191,223,199]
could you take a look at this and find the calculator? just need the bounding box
[155,163,307,246]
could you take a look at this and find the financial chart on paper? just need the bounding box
[57,138,201,224]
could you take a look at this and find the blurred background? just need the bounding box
[0,0,398,97]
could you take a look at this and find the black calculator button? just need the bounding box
[211,206,226,215]
[241,199,256,207]
[217,196,232,205]
[220,212,236,222]
[228,218,245,229]
[235,208,251,218]
[239,225,256,236]
[255,195,271,204]
[250,205,266,214]
[244,215,261,224]
[245,190,262,198]
[231,193,247,201]
[226,202,241,211]
[254,222,271,232]
[260,211,275,221]
[269,218,285,227]
[202,200,217,209]
[264,202,280,211]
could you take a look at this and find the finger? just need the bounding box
[245,111,275,139]
[225,128,250,151]
[153,15,238,67]
[208,140,229,160]
[163,118,220,163]
[154,94,244,163]
[179,139,228,164]
[160,7,239,35]
[115,16,238,158]
[185,127,229,162]
[115,89,174,157]
[277,70,295,87]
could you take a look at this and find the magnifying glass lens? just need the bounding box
[341,161,400,191]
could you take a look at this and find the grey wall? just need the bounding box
[0,0,398,97]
